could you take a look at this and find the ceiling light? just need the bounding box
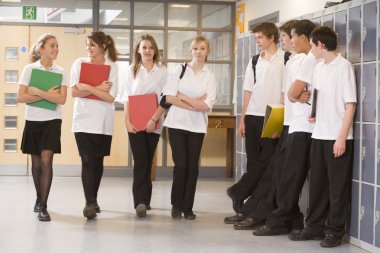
[170,4,191,8]
[1,0,21,2]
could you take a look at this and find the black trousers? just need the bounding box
[242,126,290,220]
[129,132,160,208]
[306,139,353,239]
[168,128,205,213]
[230,116,278,201]
[266,132,312,228]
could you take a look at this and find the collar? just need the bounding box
[36,60,57,71]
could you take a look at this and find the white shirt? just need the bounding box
[163,64,217,133]
[71,57,119,135]
[311,55,357,140]
[243,48,286,116]
[289,51,319,134]
[18,60,67,121]
[118,64,167,134]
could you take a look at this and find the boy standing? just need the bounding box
[290,26,356,248]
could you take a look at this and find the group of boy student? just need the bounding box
[225,19,357,248]
[17,31,217,223]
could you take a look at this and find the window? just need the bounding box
[4,116,17,129]
[167,31,197,60]
[5,47,18,61]
[5,70,18,83]
[202,5,231,29]
[134,2,164,26]
[99,1,130,26]
[100,28,130,59]
[168,3,197,27]
[4,139,17,152]
[4,93,17,106]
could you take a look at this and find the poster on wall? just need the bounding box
[235,2,245,50]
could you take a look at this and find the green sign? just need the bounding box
[22,6,37,20]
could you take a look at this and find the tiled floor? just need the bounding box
[0,176,369,253]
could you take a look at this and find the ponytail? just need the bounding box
[88,32,119,62]
[105,35,118,62]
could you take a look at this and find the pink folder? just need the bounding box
[129,94,159,131]
[79,62,110,100]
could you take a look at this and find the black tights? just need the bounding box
[31,150,54,209]
[80,154,104,204]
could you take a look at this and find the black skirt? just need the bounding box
[74,132,112,157]
[21,119,62,155]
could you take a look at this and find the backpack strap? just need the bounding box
[284,51,292,65]
[251,54,260,84]
[180,63,187,79]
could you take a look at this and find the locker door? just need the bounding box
[378,125,380,185]
[237,76,243,114]
[243,36,250,70]
[354,65,361,123]
[363,2,377,62]
[353,123,360,180]
[335,10,347,58]
[362,63,376,123]
[323,14,334,29]
[237,37,243,76]
[349,181,360,238]
[311,17,321,26]
[360,184,374,244]
[249,34,257,57]
[375,187,380,247]
[362,124,375,184]
[348,7,361,63]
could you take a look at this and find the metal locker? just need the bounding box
[354,65,361,123]
[237,76,243,114]
[323,14,334,29]
[360,184,374,244]
[249,34,257,57]
[361,124,375,184]
[349,181,360,238]
[335,10,347,58]
[378,125,380,186]
[311,17,321,26]
[362,63,376,123]
[353,123,360,180]
[235,152,242,180]
[243,36,250,70]
[237,37,243,76]
[348,7,361,63]
[236,115,242,153]
[363,2,377,62]
[375,187,380,247]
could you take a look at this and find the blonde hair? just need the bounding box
[30,33,56,63]
[190,36,210,62]
[131,34,161,78]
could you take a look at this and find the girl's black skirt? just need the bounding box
[74,132,112,157]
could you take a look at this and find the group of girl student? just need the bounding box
[70,31,119,220]
[17,33,67,221]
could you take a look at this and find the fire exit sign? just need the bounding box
[23,6,37,20]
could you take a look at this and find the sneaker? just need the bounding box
[320,234,341,248]
[289,227,324,241]
[136,203,147,218]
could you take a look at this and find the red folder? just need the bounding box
[79,62,111,100]
[129,93,159,131]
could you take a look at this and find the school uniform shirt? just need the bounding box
[243,48,286,116]
[289,51,320,134]
[118,64,167,134]
[311,55,357,140]
[71,57,118,136]
[18,60,67,121]
[163,64,217,134]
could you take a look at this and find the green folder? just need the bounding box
[261,104,284,138]
[27,68,62,110]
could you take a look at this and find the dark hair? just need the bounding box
[252,22,279,44]
[132,34,161,78]
[293,19,317,39]
[88,31,118,62]
[311,26,338,51]
[30,33,56,63]
[279,20,299,38]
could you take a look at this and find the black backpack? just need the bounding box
[160,63,187,109]
[251,51,291,84]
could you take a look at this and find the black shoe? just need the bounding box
[224,213,245,224]
[184,211,196,220]
[136,203,147,217]
[171,207,181,218]
[227,187,243,213]
[320,234,341,248]
[38,208,51,222]
[33,199,41,213]
[147,205,152,210]
[289,227,324,241]
[83,203,97,220]
[94,199,101,213]
[234,217,265,230]
[253,225,289,236]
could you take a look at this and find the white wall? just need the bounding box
[241,0,333,32]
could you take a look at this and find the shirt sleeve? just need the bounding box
[70,58,81,88]
[117,67,133,103]
[108,62,119,98]
[343,62,357,104]
[204,73,217,112]
[294,53,318,84]
[162,65,181,96]
[60,69,67,86]
[18,65,31,87]
[242,58,254,92]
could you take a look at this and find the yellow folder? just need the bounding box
[261,104,284,138]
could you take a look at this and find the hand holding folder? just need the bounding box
[128,94,159,131]
[27,68,62,110]
[79,62,111,100]
[261,104,284,138]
